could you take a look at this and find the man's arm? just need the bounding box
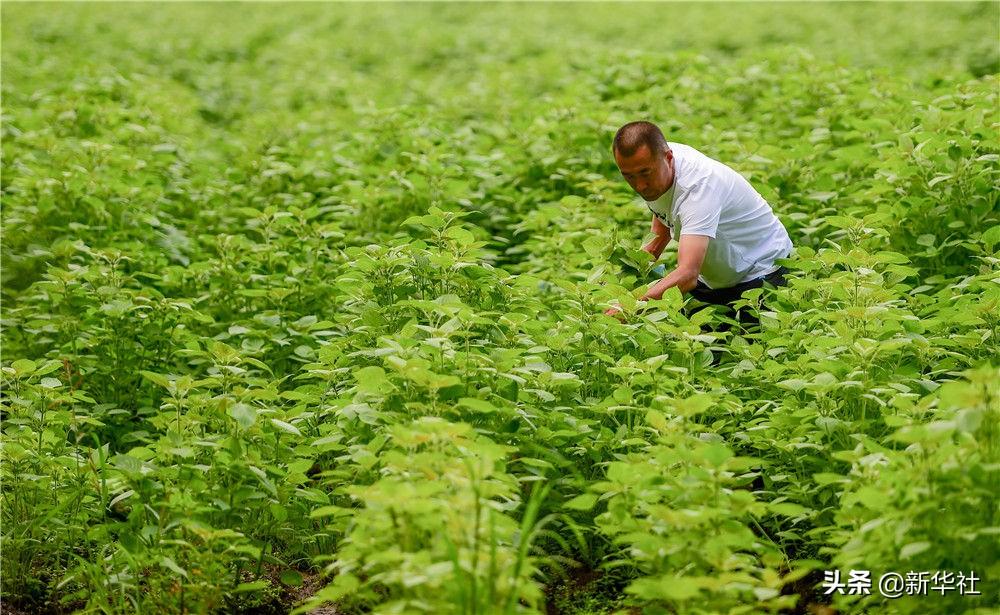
[642,215,671,260]
[641,234,709,300]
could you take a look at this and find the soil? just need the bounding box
[287,572,338,615]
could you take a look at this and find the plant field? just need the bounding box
[2,3,999,614]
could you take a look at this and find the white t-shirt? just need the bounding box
[644,142,793,289]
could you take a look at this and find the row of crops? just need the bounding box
[2,3,998,614]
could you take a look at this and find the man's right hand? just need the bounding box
[604,305,628,321]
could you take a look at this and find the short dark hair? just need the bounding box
[612,121,669,157]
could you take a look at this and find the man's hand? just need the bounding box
[641,234,709,301]
[604,223,701,319]
[605,303,651,322]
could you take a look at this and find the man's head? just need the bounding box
[612,121,674,202]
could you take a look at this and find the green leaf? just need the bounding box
[768,501,810,517]
[248,465,277,497]
[753,587,780,600]
[108,490,135,508]
[355,366,390,395]
[140,370,172,390]
[209,340,240,363]
[312,434,343,452]
[627,576,702,600]
[280,570,303,587]
[899,541,931,559]
[981,225,1000,250]
[10,359,37,376]
[445,226,475,245]
[310,505,350,519]
[160,556,188,578]
[777,378,808,392]
[100,299,133,317]
[242,357,274,374]
[33,360,64,377]
[846,486,887,510]
[228,403,257,430]
[582,235,606,259]
[564,493,599,511]
[458,397,496,413]
[701,443,733,468]
[813,473,847,485]
[270,419,302,436]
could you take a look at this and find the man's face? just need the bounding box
[614,144,674,202]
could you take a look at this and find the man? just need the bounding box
[605,121,792,325]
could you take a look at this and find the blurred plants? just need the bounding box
[2,3,998,614]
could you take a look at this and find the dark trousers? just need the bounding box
[687,266,788,330]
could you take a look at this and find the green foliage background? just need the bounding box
[2,2,998,614]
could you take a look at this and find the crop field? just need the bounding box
[2,2,998,614]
